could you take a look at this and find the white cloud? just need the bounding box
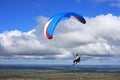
[95,0,120,8]
[0,14,120,61]
[111,2,120,7]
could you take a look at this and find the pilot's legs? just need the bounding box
[73,60,77,66]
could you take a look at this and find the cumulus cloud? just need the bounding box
[0,14,120,61]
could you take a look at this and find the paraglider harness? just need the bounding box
[73,54,80,65]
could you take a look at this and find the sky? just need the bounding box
[0,0,120,65]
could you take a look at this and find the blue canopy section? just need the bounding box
[45,12,86,39]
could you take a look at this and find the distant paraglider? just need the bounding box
[44,12,86,39]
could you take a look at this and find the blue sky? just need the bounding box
[0,0,120,32]
[0,0,120,65]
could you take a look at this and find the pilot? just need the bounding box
[73,54,80,66]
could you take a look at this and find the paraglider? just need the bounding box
[44,12,86,65]
[44,12,86,39]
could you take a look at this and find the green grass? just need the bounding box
[0,69,120,80]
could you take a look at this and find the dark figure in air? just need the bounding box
[73,54,80,66]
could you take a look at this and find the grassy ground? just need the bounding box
[0,69,120,80]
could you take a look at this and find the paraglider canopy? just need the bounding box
[44,12,86,39]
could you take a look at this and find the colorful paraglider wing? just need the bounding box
[44,12,86,39]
